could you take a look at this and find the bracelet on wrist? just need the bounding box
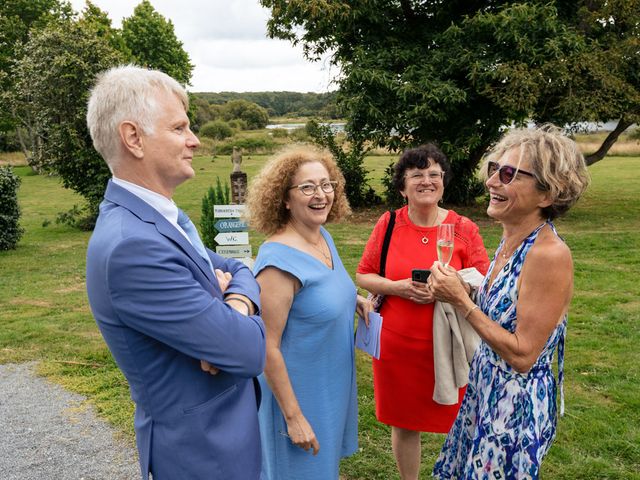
[225,296,252,315]
[464,304,479,320]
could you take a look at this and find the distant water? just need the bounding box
[266,122,345,132]
[528,120,626,132]
[267,120,629,133]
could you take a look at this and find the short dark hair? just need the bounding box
[392,144,452,193]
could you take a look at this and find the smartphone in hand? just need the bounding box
[411,269,431,283]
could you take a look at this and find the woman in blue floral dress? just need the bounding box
[429,125,590,479]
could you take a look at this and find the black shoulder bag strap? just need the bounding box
[379,210,396,277]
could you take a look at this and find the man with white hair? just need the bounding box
[85,65,265,480]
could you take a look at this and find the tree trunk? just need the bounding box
[14,126,37,173]
[584,118,633,166]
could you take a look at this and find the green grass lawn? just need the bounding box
[1,155,639,479]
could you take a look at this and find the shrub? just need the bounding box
[270,128,289,138]
[216,135,276,155]
[200,120,234,140]
[0,166,24,250]
[306,120,381,208]
[381,161,405,208]
[201,177,230,250]
[221,99,269,130]
[227,119,248,131]
[289,127,309,142]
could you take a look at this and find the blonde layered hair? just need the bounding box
[246,145,351,235]
[481,125,590,219]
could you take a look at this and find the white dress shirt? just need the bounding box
[111,176,191,244]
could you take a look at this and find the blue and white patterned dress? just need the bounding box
[433,222,566,480]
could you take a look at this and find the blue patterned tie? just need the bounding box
[177,209,214,273]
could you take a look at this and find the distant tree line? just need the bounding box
[194,91,339,119]
[191,98,270,133]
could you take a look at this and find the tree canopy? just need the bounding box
[9,18,124,226]
[0,0,72,133]
[220,99,270,130]
[3,1,194,227]
[195,91,339,118]
[261,0,640,203]
[121,0,193,85]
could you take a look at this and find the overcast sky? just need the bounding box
[68,0,337,93]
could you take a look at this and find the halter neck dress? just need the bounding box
[433,222,566,479]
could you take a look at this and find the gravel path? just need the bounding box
[0,363,140,480]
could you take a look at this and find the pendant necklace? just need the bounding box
[416,208,440,245]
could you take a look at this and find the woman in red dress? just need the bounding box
[356,144,490,479]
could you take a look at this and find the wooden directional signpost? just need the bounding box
[213,150,253,267]
[213,204,252,266]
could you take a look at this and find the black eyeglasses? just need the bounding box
[288,181,337,196]
[487,161,535,185]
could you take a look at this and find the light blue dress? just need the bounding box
[433,222,566,479]
[254,227,358,480]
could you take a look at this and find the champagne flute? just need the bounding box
[437,223,454,267]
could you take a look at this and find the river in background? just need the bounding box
[267,120,627,133]
[266,122,345,132]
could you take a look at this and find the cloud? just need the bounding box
[68,0,336,92]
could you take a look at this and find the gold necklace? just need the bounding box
[500,244,514,259]
[409,207,440,245]
[289,223,331,264]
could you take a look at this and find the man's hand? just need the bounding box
[215,268,232,293]
[200,360,220,375]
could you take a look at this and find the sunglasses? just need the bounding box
[487,161,535,185]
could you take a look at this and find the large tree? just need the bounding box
[121,0,193,85]
[221,99,270,130]
[261,0,640,204]
[0,0,72,136]
[9,18,124,226]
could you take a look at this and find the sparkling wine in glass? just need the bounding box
[437,223,454,267]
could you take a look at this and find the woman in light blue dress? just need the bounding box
[246,146,371,480]
[429,125,590,479]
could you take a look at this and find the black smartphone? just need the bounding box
[411,269,431,283]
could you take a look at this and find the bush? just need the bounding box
[227,119,248,131]
[270,128,289,138]
[221,99,269,130]
[381,161,405,208]
[289,127,309,142]
[200,120,234,140]
[0,166,24,250]
[201,177,230,250]
[306,120,381,208]
[216,135,276,155]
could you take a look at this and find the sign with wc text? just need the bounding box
[214,232,249,246]
[213,204,252,267]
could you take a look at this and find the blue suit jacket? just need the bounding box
[86,181,265,480]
